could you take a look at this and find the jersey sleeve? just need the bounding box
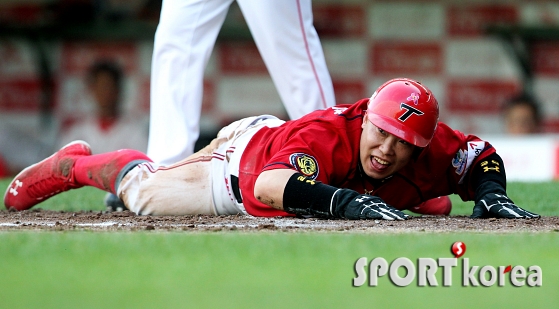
[443,126,496,201]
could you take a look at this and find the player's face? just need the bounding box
[90,72,119,115]
[360,116,415,179]
[505,103,538,135]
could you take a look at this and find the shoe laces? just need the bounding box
[27,176,74,200]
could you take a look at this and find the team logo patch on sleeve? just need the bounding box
[456,141,486,184]
[452,149,467,175]
[289,153,319,179]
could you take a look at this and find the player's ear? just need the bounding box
[362,113,368,129]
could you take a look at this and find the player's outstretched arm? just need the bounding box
[254,169,297,210]
[254,170,408,220]
[470,153,540,219]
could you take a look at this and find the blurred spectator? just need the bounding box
[502,93,542,135]
[56,60,148,153]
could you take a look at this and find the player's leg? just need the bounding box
[148,0,233,166]
[3,139,220,215]
[117,155,216,215]
[3,140,151,211]
[408,196,452,215]
[4,116,277,215]
[237,0,335,119]
[118,118,260,216]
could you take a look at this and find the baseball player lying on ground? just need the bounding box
[4,78,539,220]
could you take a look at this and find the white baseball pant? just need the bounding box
[119,115,284,215]
[148,0,335,165]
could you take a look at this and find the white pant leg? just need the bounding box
[148,0,234,165]
[211,115,285,215]
[120,115,284,216]
[120,118,235,216]
[237,0,336,119]
[118,159,217,216]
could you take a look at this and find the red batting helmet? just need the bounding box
[366,78,439,147]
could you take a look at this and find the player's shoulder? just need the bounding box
[332,98,368,117]
[311,99,368,125]
[280,99,366,140]
[434,121,488,144]
[426,121,493,163]
[433,121,464,140]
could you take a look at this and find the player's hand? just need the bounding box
[344,195,409,220]
[470,193,540,219]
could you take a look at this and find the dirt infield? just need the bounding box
[1,209,558,233]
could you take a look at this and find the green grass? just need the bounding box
[0,233,557,309]
[448,182,559,217]
[0,179,558,309]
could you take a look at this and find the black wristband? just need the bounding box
[471,152,507,203]
[282,173,339,217]
[474,181,507,204]
[282,173,364,219]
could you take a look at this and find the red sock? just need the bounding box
[74,150,152,194]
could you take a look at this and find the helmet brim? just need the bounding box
[368,113,430,147]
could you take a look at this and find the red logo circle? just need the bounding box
[451,241,466,258]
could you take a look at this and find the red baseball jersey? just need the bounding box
[239,98,496,217]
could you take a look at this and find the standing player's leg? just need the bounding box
[148,0,233,166]
[237,0,335,118]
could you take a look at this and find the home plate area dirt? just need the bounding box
[1,209,558,233]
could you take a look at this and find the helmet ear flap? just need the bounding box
[366,78,439,147]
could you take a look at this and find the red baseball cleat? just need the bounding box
[4,140,92,211]
[409,196,452,216]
